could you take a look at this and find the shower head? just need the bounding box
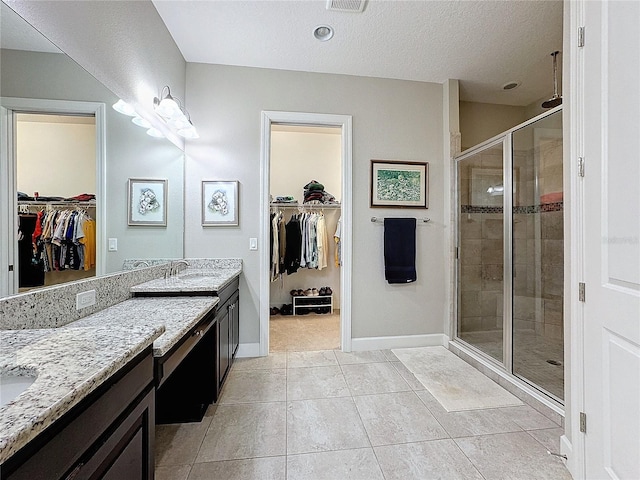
[542,51,562,108]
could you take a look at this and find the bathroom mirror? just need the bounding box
[0,3,184,298]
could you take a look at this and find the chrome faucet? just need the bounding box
[170,260,190,276]
[132,260,150,268]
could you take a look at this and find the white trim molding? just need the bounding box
[259,111,353,357]
[235,342,261,358]
[351,334,449,352]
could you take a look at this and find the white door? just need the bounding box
[582,1,640,478]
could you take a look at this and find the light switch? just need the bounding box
[249,237,258,250]
[108,238,118,251]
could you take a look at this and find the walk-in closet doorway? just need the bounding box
[259,111,353,356]
[0,97,106,297]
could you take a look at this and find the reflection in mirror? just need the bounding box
[0,3,184,299]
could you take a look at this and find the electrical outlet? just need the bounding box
[76,290,96,310]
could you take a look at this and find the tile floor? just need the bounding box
[155,349,572,480]
[269,313,340,352]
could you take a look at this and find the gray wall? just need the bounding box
[184,63,446,344]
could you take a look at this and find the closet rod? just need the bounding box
[370,216,430,224]
[18,200,96,208]
[270,203,341,209]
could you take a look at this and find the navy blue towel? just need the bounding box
[384,218,417,284]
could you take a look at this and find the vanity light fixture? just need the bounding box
[132,116,151,128]
[153,85,199,139]
[146,127,165,138]
[112,99,137,116]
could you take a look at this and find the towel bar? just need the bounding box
[370,217,430,223]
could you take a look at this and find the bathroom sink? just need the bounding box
[0,372,37,408]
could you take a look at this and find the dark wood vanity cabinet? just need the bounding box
[3,348,155,480]
[215,281,239,393]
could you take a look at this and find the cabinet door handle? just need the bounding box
[65,463,84,479]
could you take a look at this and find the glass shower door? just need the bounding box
[457,140,505,363]
[511,111,564,400]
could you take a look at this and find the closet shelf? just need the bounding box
[18,200,96,207]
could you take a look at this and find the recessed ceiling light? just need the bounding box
[502,81,520,90]
[313,25,334,42]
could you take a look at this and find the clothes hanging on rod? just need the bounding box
[22,204,97,274]
[18,213,45,287]
[270,207,334,282]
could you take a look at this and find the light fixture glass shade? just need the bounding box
[178,126,199,139]
[170,114,192,130]
[155,96,180,118]
[112,99,137,116]
[146,127,165,138]
[132,116,151,128]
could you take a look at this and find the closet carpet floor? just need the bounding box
[155,349,572,480]
[269,313,340,352]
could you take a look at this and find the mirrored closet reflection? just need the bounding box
[456,108,564,402]
[16,113,97,292]
[269,124,342,352]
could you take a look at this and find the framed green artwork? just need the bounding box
[370,160,429,208]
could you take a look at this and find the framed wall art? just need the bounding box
[370,160,429,208]
[202,180,239,226]
[128,178,167,226]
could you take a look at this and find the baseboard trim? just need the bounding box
[560,435,573,474]
[236,342,261,358]
[351,334,449,351]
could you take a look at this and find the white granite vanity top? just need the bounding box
[0,296,219,463]
[0,323,164,463]
[129,267,242,294]
[70,297,219,356]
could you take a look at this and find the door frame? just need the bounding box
[0,97,107,296]
[259,111,353,356]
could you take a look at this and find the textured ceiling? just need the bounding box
[0,2,61,53]
[153,0,563,106]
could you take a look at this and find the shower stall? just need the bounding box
[455,107,564,403]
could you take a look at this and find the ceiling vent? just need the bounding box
[326,0,366,13]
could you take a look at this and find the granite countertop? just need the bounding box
[0,296,219,463]
[70,297,219,356]
[0,323,164,463]
[129,267,242,294]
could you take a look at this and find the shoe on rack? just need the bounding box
[325,287,333,295]
[319,287,326,296]
[311,288,319,296]
[290,289,297,296]
[303,288,312,296]
[270,307,280,315]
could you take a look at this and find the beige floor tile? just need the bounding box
[155,464,191,480]
[287,350,338,368]
[354,392,448,446]
[270,314,340,352]
[499,405,560,430]
[381,349,400,361]
[374,439,484,480]
[455,431,572,480]
[219,369,286,404]
[287,397,370,454]
[341,362,411,395]
[527,427,564,453]
[287,448,385,480]
[334,350,387,365]
[155,420,211,466]
[390,361,426,391]
[196,402,286,462]
[287,365,350,400]
[188,457,286,480]
[232,352,287,370]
